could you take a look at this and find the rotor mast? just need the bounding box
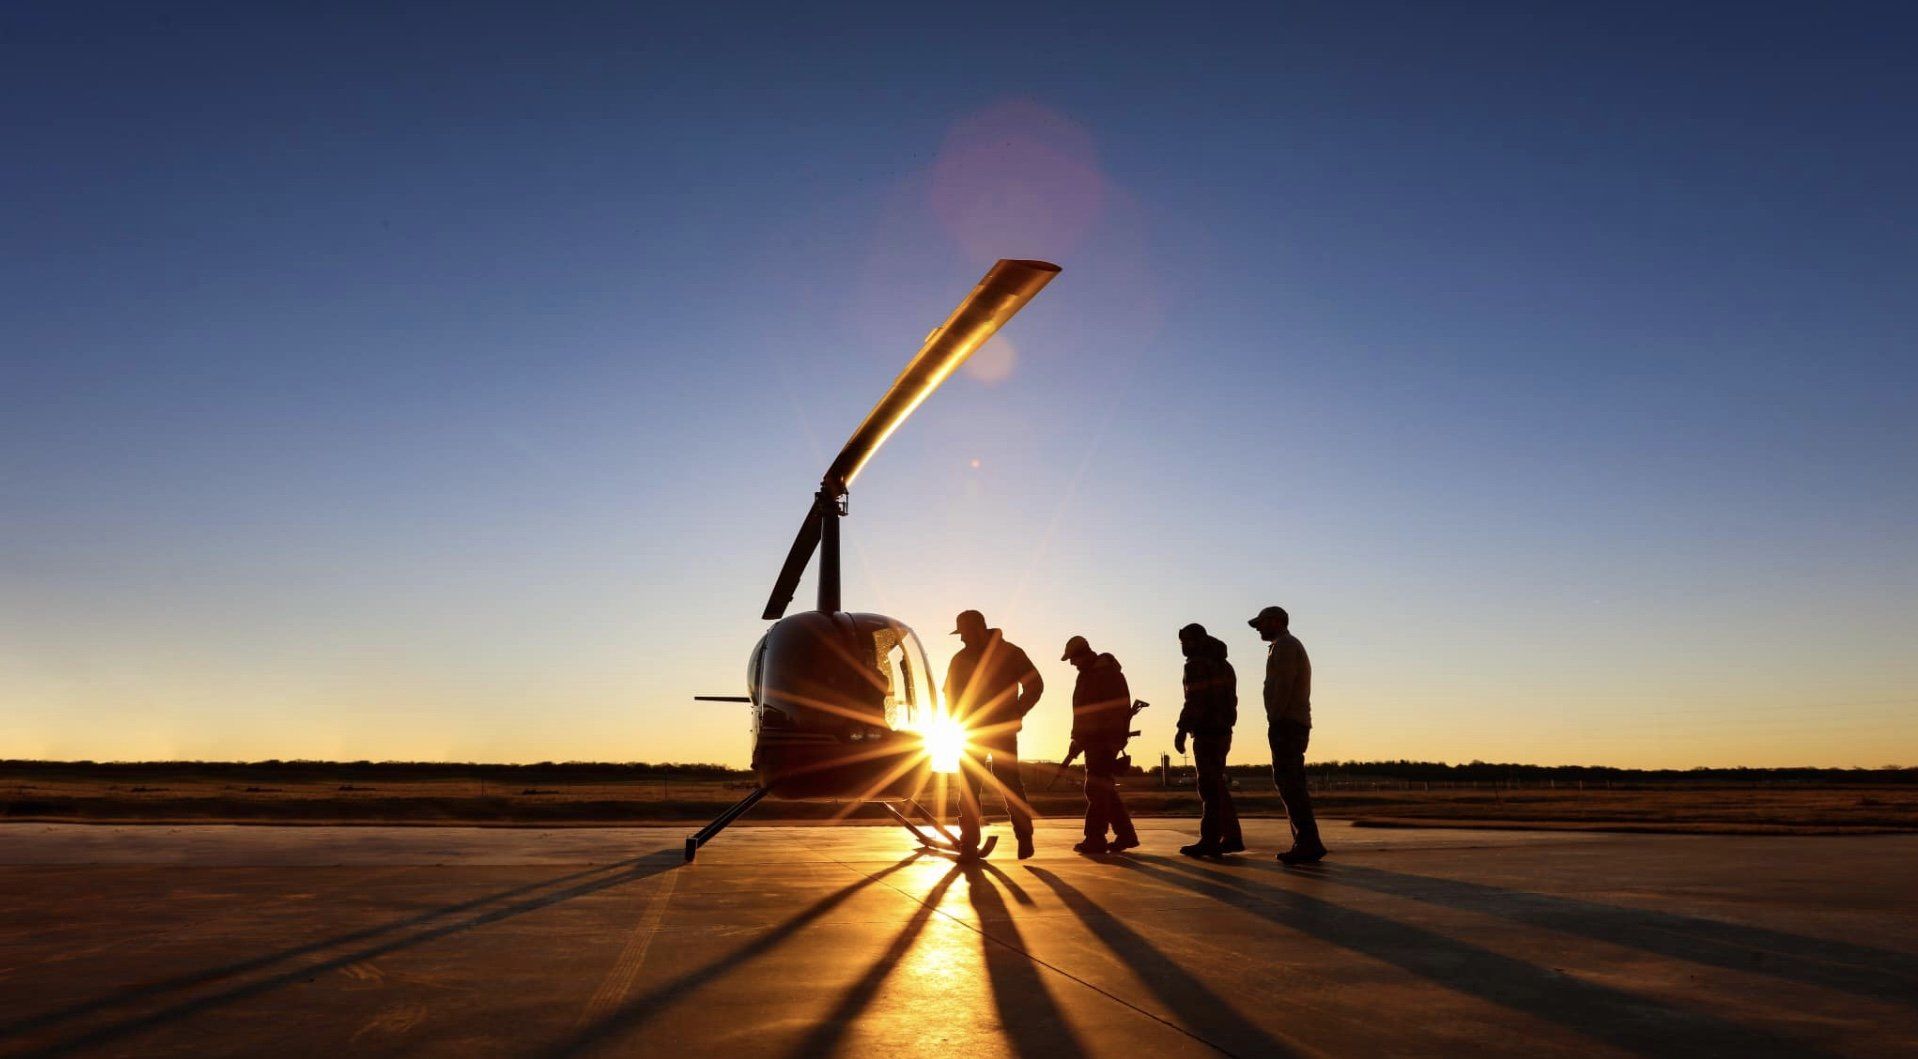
[761,259,1060,621]
[817,483,843,613]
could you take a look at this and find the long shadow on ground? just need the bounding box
[1121,856,1827,1057]
[10,852,682,1057]
[1310,861,1918,1008]
[962,860,1088,1059]
[1024,865,1300,1057]
[0,856,652,1044]
[784,863,964,1058]
[547,854,924,1057]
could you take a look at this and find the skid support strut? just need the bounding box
[879,802,949,849]
[885,798,996,859]
[684,786,770,862]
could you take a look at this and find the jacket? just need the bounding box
[944,629,1043,741]
[1176,634,1237,738]
[1263,632,1311,728]
[1070,652,1132,745]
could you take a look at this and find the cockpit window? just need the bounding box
[875,623,935,731]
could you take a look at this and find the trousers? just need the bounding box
[1192,733,1242,846]
[1269,720,1322,852]
[1081,742,1137,843]
[958,737,1032,844]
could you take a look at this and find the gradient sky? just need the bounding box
[5,2,1915,768]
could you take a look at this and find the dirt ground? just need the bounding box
[4,764,1915,832]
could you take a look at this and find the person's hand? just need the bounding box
[1173,731,1188,755]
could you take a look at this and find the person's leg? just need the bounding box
[957,745,987,847]
[1270,721,1324,854]
[1193,736,1227,846]
[1078,744,1116,851]
[1081,744,1114,841]
[1215,733,1243,849]
[1286,724,1323,852]
[1106,748,1137,845]
[996,740,1034,842]
[990,739,1036,858]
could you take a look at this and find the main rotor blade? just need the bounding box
[761,502,824,620]
[822,259,1060,493]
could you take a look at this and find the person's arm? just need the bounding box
[1265,645,1297,716]
[1176,659,1199,733]
[1175,659,1199,752]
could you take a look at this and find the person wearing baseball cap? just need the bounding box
[1249,604,1325,864]
[945,610,1044,858]
[1061,635,1139,855]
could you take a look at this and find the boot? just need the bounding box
[1179,841,1222,858]
[1107,833,1140,853]
[1217,837,1246,854]
[1278,844,1327,865]
[1072,838,1108,855]
[1017,833,1036,860]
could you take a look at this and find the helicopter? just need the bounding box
[684,259,1061,862]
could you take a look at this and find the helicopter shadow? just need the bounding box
[7,851,684,1057]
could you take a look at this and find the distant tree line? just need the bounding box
[0,760,754,781]
[4,759,1911,785]
[1222,760,1918,785]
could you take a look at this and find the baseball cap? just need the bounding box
[1248,605,1289,630]
[1060,635,1091,661]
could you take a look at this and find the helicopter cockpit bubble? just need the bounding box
[748,611,937,737]
[871,619,938,733]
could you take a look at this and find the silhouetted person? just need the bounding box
[946,609,1044,859]
[1062,635,1139,855]
[1251,604,1324,863]
[1174,623,1243,857]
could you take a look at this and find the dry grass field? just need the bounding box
[4,762,1915,833]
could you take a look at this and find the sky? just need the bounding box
[3,2,1915,769]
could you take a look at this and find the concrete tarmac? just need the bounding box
[2,819,1914,1057]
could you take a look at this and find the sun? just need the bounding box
[919,713,969,774]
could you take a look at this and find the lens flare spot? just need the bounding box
[930,100,1105,263]
[920,714,968,774]
[962,334,1016,384]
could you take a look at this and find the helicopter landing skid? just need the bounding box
[879,800,997,859]
[878,801,953,850]
[932,834,999,860]
[906,799,999,859]
[683,784,771,862]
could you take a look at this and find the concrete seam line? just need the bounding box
[577,870,679,1027]
[829,855,1241,1059]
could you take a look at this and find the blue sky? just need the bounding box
[4,2,1914,766]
